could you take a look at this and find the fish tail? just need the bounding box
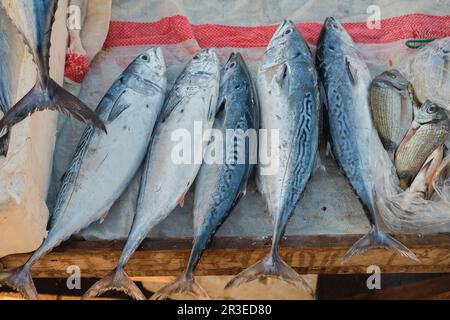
[150,272,211,300]
[0,79,106,136]
[343,226,420,263]
[82,268,145,300]
[224,253,315,297]
[0,267,38,300]
[0,131,11,156]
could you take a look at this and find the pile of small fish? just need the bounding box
[370,40,450,200]
[0,1,447,300]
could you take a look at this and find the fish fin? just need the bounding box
[40,0,59,79]
[108,102,130,122]
[342,226,420,263]
[178,194,186,208]
[345,58,357,85]
[0,268,38,300]
[150,273,211,300]
[275,64,289,86]
[82,268,146,300]
[0,80,106,135]
[224,253,315,298]
[0,131,11,157]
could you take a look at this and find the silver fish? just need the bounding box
[316,17,419,262]
[226,20,320,296]
[0,47,167,299]
[150,52,259,300]
[0,0,105,149]
[83,49,221,300]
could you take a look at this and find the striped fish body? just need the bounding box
[257,21,320,230]
[192,52,258,266]
[317,17,419,263]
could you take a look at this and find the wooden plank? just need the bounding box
[1,233,449,278]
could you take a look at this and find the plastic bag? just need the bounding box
[370,38,450,233]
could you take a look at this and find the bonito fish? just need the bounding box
[0,0,105,149]
[0,48,167,300]
[151,53,259,300]
[83,49,221,300]
[226,21,319,296]
[370,69,416,155]
[409,38,450,109]
[395,100,449,190]
[316,17,418,262]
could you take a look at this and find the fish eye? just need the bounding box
[284,29,292,35]
[193,55,200,60]
[229,62,236,69]
[427,105,437,114]
[141,55,149,61]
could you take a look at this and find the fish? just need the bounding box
[395,100,450,190]
[0,47,167,299]
[408,145,444,199]
[0,0,105,151]
[432,153,450,201]
[150,52,259,300]
[82,49,221,300]
[225,20,320,296]
[408,38,450,109]
[316,17,419,262]
[369,69,416,156]
[0,3,28,155]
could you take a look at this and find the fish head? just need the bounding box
[182,49,220,89]
[130,47,166,83]
[261,20,310,68]
[220,52,248,90]
[318,17,354,52]
[415,100,449,125]
[373,69,410,91]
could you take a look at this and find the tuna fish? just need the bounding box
[83,49,221,300]
[316,17,419,262]
[395,100,449,190]
[150,52,259,300]
[369,69,416,156]
[0,47,167,299]
[0,0,105,150]
[225,20,320,296]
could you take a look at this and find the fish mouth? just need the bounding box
[273,19,296,38]
[324,16,345,33]
[225,52,244,67]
